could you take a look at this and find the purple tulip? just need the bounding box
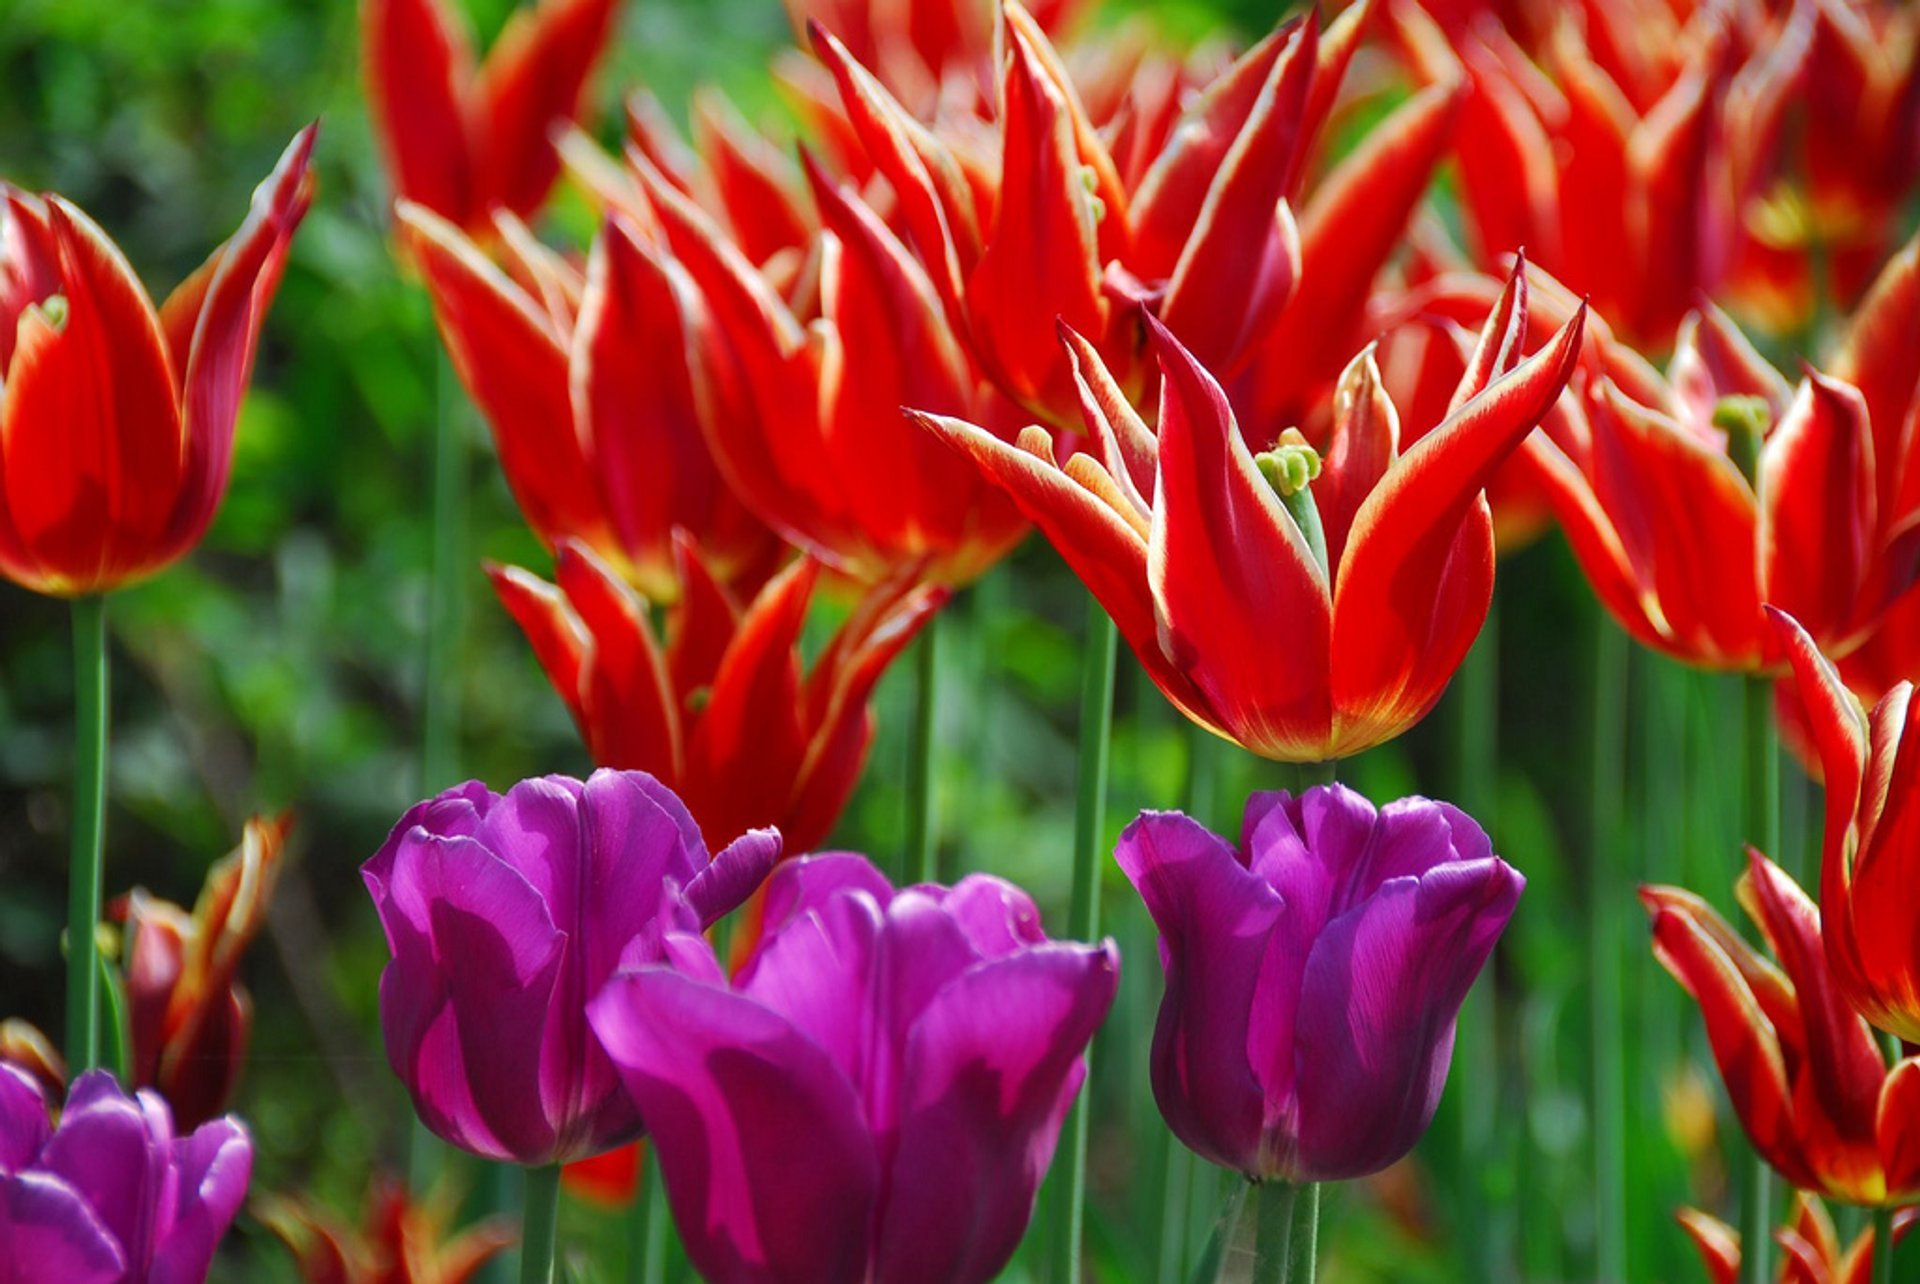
[362,768,779,1167]
[1116,784,1522,1182]
[0,1066,252,1284]
[587,853,1119,1284]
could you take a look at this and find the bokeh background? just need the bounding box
[0,0,1829,1279]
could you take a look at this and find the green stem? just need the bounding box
[1451,613,1503,1279]
[1872,1204,1896,1284]
[1283,1183,1319,1284]
[1287,760,1336,791]
[1590,615,1627,1284]
[519,1164,561,1284]
[905,609,940,884]
[65,594,109,1074]
[630,1151,668,1284]
[1050,601,1117,1284]
[423,344,467,794]
[1247,1181,1299,1284]
[1741,674,1780,1284]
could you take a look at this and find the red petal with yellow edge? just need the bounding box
[1061,322,1154,515]
[1628,51,1718,344]
[474,0,619,220]
[1767,606,1869,912]
[487,561,592,731]
[0,196,182,593]
[554,540,682,781]
[691,91,811,267]
[161,124,317,562]
[680,558,818,848]
[1876,1058,1920,1200]
[1330,303,1583,746]
[965,24,1107,419]
[1674,1207,1740,1284]
[914,411,1217,732]
[666,532,744,703]
[1846,691,1920,1043]
[361,0,476,226]
[1831,233,1920,524]
[1642,881,1810,1189]
[1761,374,1876,648]
[1587,384,1764,668]
[1146,315,1333,759]
[573,217,735,601]
[1001,2,1130,264]
[399,203,610,552]
[1249,82,1461,422]
[1317,348,1400,576]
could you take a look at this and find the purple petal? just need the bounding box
[418,834,567,1163]
[589,970,880,1284]
[0,1172,124,1284]
[38,1072,166,1276]
[864,891,981,1136]
[755,854,897,943]
[687,827,783,927]
[934,876,1048,959]
[876,942,1119,1284]
[735,890,885,1089]
[1289,858,1523,1180]
[0,1066,49,1171]
[1113,811,1275,1172]
[1332,796,1487,906]
[386,995,504,1158]
[362,779,494,895]
[149,1117,251,1284]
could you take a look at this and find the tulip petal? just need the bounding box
[554,541,682,778]
[877,942,1119,1284]
[0,1173,124,1284]
[686,827,783,929]
[149,1118,251,1284]
[0,1066,48,1171]
[1761,374,1876,644]
[474,0,620,220]
[37,1074,165,1273]
[1675,1207,1740,1284]
[1290,858,1520,1180]
[1831,232,1920,522]
[1148,315,1334,758]
[488,560,591,724]
[1113,811,1276,1173]
[361,0,476,224]
[1877,1058,1920,1199]
[589,970,881,1284]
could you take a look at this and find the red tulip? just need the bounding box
[918,267,1584,761]
[398,201,780,600]
[361,0,619,234]
[0,126,315,597]
[117,815,290,1131]
[814,3,1410,428]
[1774,606,1920,1045]
[1679,1194,1917,1284]
[629,142,1030,587]
[488,537,945,855]
[1523,234,1920,672]
[785,0,1090,111]
[0,1018,64,1102]
[260,1172,517,1284]
[1643,851,1920,1207]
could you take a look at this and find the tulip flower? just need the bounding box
[1679,1194,1917,1284]
[116,814,289,1131]
[491,538,944,857]
[1393,0,1809,345]
[0,125,315,597]
[0,1019,63,1102]
[1773,606,1920,1045]
[587,852,1119,1284]
[259,1172,516,1284]
[918,268,1584,761]
[786,0,1088,110]
[628,137,1031,586]
[0,1065,252,1283]
[815,3,1444,429]
[1524,234,1920,673]
[1116,785,1521,1181]
[361,769,779,1167]
[1642,851,1920,1206]
[399,202,780,600]
[361,0,619,234]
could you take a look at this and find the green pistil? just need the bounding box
[1256,429,1329,578]
[1714,394,1769,487]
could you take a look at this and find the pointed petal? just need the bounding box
[555,541,683,780]
[473,0,619,219]
[361,0,477,224]
[1760,373,1876,643]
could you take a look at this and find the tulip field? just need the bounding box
[5,0,1920,1280]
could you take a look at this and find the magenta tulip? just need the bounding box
[1116,785,1522,1181]
[0,1066,252,1284]
[587,853,1119,1284]
[362,769,779,1167]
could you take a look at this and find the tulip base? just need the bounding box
[64,594,109,1074]
[519,1163,560,1284]
[1217,1180,1317,1284]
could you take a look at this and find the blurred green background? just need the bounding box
[0,0,1829,1280]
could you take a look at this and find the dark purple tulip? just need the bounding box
[587,853,1120,1284]
[0,1066,252,1284]
[362,769,779,1166]
[1116,784,1522,1182]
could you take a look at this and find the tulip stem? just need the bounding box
[1872,1204,1896,1284]
[1288,761,1336,791]
[905,608,940,883]
[1248,1181,1297,1284]
[1284,1183,1319,1283]
[423,344,467,795]
[1050,600,1117,1284]
[519,1164,561,1284]
[1590,613,1627,1284]
[1740,673,1780,1284]
[64,593,109,1074]
[630,1150,667,1284]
